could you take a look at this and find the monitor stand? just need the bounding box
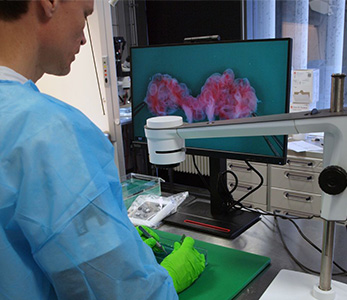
[163,157,261,239]
[164,196,260,238]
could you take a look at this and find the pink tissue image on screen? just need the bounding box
[144,69,258,123]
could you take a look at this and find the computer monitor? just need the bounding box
[130,38,292,238]
[131,38,291,164]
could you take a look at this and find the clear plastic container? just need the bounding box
[121,173,163,209]
[154,236,208,266]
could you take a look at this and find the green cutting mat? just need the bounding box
[155,230,270,300]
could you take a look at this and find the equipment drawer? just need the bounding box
[227,180,267,205]
[227,160,267,185]
[270,187,321,215]
[271,167,321,194]
[285,155,323,172]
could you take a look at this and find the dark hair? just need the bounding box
[0,1,30,21]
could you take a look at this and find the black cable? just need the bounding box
[190,158,263,210]
[192,155,211,193]
[251,112,283,152]
[286,217,347,275]
[220,170,238,194]
[273,212,321,275]
[241,206,347,276]
[263,136,280,156]
[86,19,106,116]
[270,134,284,150]
[228,160,264,211]
[217,169,239,208]
[191,155,240,209]
[241,204,306,219]
[274,214,347,276]
[132,102,146,117]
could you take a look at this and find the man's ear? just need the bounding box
[39,0,59,18]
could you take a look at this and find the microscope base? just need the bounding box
[260,270,347,300]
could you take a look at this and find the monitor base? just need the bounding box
[164,196,260,239]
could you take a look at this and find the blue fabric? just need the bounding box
[0,80,178,300]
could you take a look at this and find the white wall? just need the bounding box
[37,1,126,176]
[37,3,108,131]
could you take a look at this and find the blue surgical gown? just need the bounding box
[0,80,178,300]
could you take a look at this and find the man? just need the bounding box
[0,1,205,299]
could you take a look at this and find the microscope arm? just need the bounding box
[145,109,347,221]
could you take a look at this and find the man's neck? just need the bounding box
[0,17,42,82]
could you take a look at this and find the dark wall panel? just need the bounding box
[144,0,242,45]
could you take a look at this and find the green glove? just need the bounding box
[160,236,206,293]
[136,225,163,252]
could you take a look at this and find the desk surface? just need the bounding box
[156,229,270,300]
[158,215,347,299]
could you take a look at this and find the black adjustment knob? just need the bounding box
[319,166,347,195]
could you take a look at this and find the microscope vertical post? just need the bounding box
[330,74,346,113]
[317,73,346,295]
[319,221,336,291]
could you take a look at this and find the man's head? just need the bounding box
[0,0,94,81]
[37,0,94,77]
[0,1,30,21]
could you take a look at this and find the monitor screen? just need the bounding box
[131,38,292,165]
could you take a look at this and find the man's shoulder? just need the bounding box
[0,80,98,139]
[1,80,88,123]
